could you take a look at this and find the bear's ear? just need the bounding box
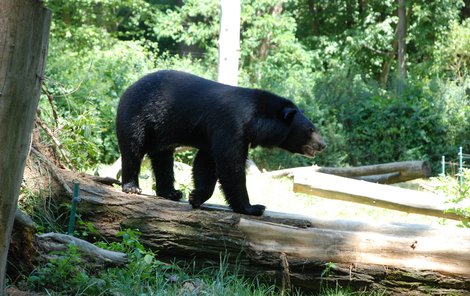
[281,107,297,124]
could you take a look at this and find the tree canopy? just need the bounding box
[40,0,470,172]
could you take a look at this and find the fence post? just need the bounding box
[441,156,445,176]
[67,182,80,235]
[459,147,463,188]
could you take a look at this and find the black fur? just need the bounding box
[116,70,326,216]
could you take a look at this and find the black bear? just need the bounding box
[116,70,326,216]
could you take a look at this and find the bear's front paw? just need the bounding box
[235,204,266,216]
[188,189,213,209]
[188,192,201,208]
[158,189,183,201]
[122,183,142,194]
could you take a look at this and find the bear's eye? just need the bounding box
[309,127,315,133]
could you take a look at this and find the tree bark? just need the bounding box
[0,0,50,292]
[19,155,470,295]
[217,0,241,86]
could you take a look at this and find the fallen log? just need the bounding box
[266,160,432,184]
[16,150,470,294]
[20,165,467,295]
[294,172,467,222]
[36,233,128,267]
[7,208,127,280]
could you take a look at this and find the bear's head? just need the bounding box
[280,107,326,157]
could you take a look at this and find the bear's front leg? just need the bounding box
[149,150,183,201]
[189,149,217,208]
[215,152,265,216]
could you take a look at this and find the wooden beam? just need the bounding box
[266,160,431,184]
[294,172,466,221]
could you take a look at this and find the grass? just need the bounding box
[24,229,285,295]
[23,229,385,296]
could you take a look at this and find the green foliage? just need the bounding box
[432,169,470,227]
[18,187,69,234]
[44,0,159,49]
[40,39,156,171]
[291,0,464,80]
[26,229,285,295]
[433,19,470,78]
[40,0,470,173]
[312,70,470,170]
[28,244,95,294]
[153,0,220,54]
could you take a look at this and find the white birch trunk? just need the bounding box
[217,0,241,86]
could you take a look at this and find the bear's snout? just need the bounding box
[302,131,326,157]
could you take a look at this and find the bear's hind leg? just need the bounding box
[189,150,217,208]
[149,149,183,201]
[121,152,144,194]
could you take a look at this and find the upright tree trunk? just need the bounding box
[217,0,241,86]
[462,0,470,20]
[396,0,407,95]
[0,0,50,292]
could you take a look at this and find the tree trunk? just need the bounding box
[0,0,50,292]
[396,0,407,95]
[462,0,470,20]
[19,154,470,295]
[217,0,241,86]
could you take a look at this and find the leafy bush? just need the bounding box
[432,169,470,227]
[433,19,470,78]
[311,70,470,172]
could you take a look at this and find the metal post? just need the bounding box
[441,156,445,176]
[459,147,463,188]
[67,182,80,235]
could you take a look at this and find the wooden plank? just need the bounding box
[293,172,466,221]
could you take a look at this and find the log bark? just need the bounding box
[0,0,51,292]
[294,172,467,221]
[21,161,470,295]
[266,160,432,184]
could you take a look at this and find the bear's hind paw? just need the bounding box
[122,183,142,194]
